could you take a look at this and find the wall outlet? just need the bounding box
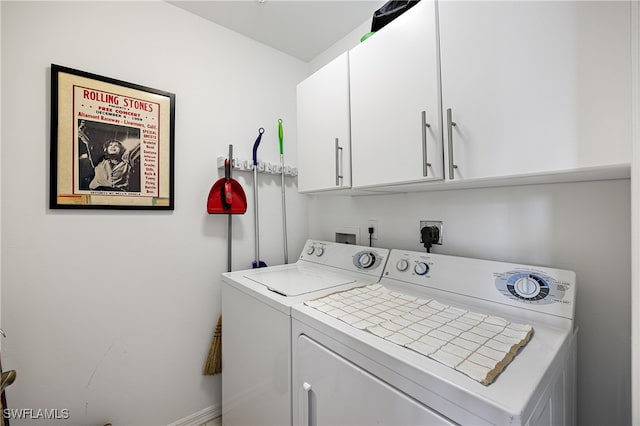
[420,220,443,245]
[367,219,378,240]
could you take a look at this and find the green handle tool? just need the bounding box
[279,119,288,264]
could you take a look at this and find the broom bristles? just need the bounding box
[203,315,222,375]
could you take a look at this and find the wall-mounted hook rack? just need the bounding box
[216,156,298,177]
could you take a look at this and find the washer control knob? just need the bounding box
[514,276,540,297]
[414,262,430,276]
[315,247,325,257]
[396,259,409,272]
[357,252,376,269]
[306,246,315,256]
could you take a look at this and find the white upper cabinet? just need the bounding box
[296,1,632,194]
[350,0,444,189]
[297,52,351,193]
[439,0,632,181]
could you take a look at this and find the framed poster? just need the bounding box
[50,64,175,210]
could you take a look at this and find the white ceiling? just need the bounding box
[167,0,386,62]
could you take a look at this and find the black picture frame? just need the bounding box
[50,64,175,210]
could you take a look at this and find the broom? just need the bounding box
[203,314,222,375]
[203,145,245,376]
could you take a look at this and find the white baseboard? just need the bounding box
[167,404,221,426]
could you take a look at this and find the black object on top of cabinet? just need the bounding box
[371,1,421,32]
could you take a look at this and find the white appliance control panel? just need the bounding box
[352,250,384,270]
[494,270,568,305]
[384,250,576,320]
[300,240,389,277]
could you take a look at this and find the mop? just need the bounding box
[252,128,267,268]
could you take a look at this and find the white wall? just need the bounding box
[0,0,3,352]
[631,2,639,423]
[1,2,308,425]
[309,17,372,74]
[307,179,632,426]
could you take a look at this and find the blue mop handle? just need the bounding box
[252,128,265,166]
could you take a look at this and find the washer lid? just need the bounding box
[244,268,356,296]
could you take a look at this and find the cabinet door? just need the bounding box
[350,0,443,188]
[294,335,454,426]
[296,52,351,193]
[439,1,631,181]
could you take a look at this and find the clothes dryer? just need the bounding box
[292,249,577,425]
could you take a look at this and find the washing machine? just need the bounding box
[220,239,390,426]
[292,248,577,425]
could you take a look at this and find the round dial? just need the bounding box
[507,273,549,301]
[357,252,376,269]
[315,247,325,257]
[515,277,538,297]
[414,262,429,276]
[396,259,409,272]
[306,246,315,255]
[495,270,561,305]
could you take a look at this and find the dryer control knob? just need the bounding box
[500,271,552,302]
[396,259,409,272]
[414,262,430,276]
[306,246,315,256]
[357,252,376,269]
[315,247,325,257]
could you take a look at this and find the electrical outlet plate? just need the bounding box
[420,220,443,245]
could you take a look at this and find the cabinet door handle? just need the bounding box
[446,108,458,179]
[303,382,313,426]
[421,110,431,177]
[335,138,343,186]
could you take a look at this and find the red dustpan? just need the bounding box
[207,156,247,215]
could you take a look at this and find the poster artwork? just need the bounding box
[75,88,158,197]
[50,64,175,210]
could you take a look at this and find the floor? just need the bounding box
[199,417,221,426]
